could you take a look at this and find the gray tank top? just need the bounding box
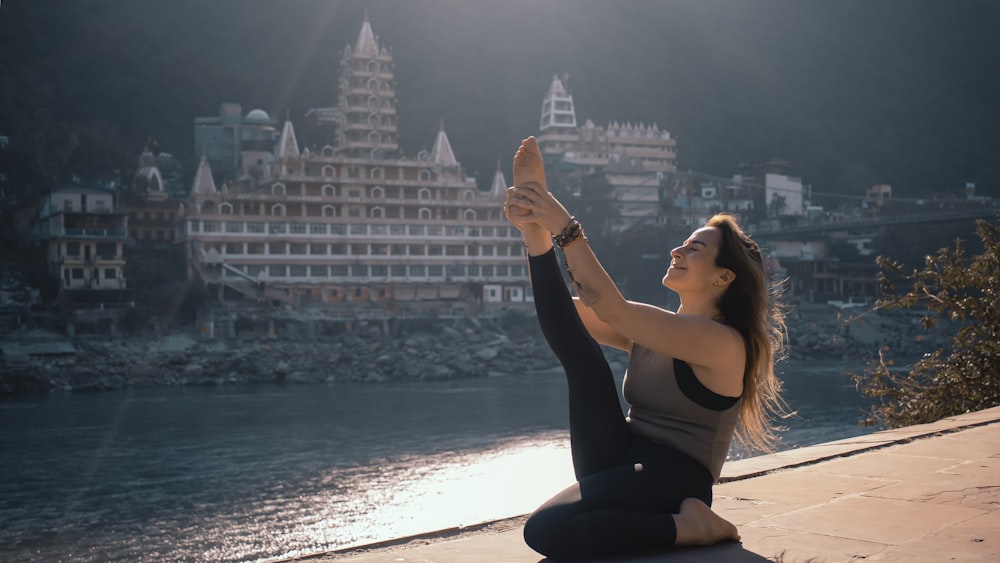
[623,343,742,482]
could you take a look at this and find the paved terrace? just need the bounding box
[304,406,1000,562]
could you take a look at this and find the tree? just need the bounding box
[854,217,1000,427]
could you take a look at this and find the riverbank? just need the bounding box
[0,302,946,396]
[313,405,1000,562]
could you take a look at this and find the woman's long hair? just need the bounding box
[706,213,788,452]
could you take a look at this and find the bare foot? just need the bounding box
[673,498,740,546]
[512,136,548,193]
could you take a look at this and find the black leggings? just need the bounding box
[523,249,714,561]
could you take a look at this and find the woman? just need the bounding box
[504,137,786,560]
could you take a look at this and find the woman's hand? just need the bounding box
[506,184,574,236]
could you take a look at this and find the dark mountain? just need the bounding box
[1,0,998,198]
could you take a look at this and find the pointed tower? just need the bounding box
[277,114,304,177]
[277,114,300,159]
[539,74,577,131]
[430,120,458,169]
[334,12,400,158]
[191,154,218,197]
[490,159,507,197]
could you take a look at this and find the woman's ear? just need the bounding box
[719,269,736,286]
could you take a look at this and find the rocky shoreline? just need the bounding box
[0,304,949,396]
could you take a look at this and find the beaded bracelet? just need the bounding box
[553,217,586,248]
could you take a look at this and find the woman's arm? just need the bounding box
[511,184,743,375]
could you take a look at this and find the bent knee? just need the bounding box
[523,510,586,561]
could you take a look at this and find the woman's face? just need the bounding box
[662,226,728,292]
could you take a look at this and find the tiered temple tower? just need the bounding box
[177,15,530,312]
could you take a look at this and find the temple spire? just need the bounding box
[491,159,507,196]
[192,153,217,195]
[430,120,458,167]
[354,9,378,57]
[539,74,577,132]
[277,115,300,158]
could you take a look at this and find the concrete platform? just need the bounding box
[305,406,1000,562]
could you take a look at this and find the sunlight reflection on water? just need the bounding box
[190,433,573,562]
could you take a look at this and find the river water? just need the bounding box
[0,360,875,562]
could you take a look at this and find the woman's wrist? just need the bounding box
[553,216,586,249]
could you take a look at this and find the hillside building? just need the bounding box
[177,15,529,312]
[34,186,128,302]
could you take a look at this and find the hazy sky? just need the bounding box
[1,0,997,196]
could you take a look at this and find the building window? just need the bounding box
[290,223,306,234]
[269,223,286,234]
[309,243,327,255]
[349,224,367,235]
[351,265,367,277]
[71,268,84,279]
[323,184,336,197]
[447,265,464,277]
[247,222,265,233]
[289,243,307,255]
[269,265,286,277]
[226,222,243,233]
[268,242,286,254]
[322,205,337,217]
[371,265,387,277]
[408,225,425,235]
[418,188,431,200]
[322,165,335,177]
[410,265,425,276]
[289,265,307,277]
[310,265,328,277]
[225,243,243,254]
[428,265,443,277]
[310,223,327,234]
[391,265,406,277]
[66,242,81,256]
[104,268,117,279]
[331,265,348,276]
[271,204,286,216]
